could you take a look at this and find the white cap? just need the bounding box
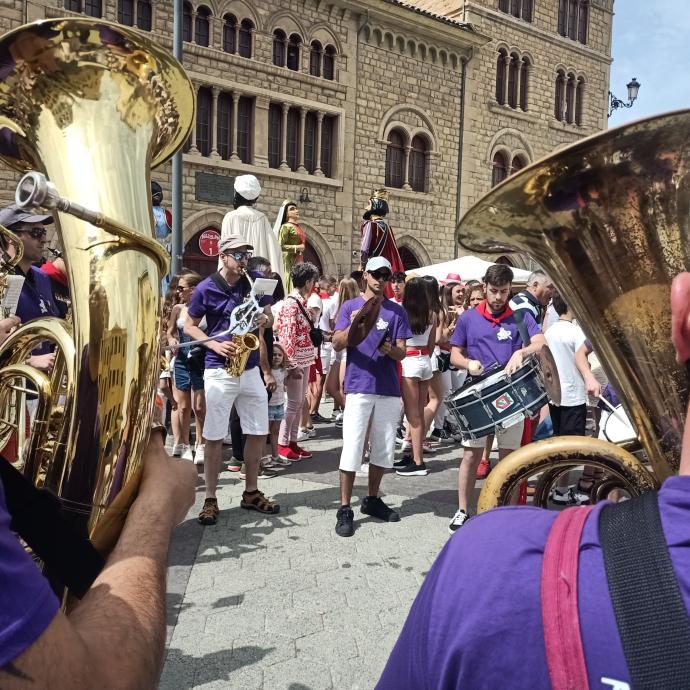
[365,256,392,273]
[234,174,261,201]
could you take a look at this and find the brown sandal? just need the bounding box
[241,490,280,514]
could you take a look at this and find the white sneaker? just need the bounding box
[356,462,369,477]
[335,411,344,422]
[223,433,233,445]
[401,440,412,452]
[422,441,436,454]
[297,428,312,442]
[181,445,194,462]
[193,444,205,465]
[448,509,469,534]
[172,443,184,457]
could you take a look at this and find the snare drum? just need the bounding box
[602,405,636,443]
[445,356,548,440]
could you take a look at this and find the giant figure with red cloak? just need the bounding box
[360,189,405,297]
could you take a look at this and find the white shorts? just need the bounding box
[320,342,334,375]
[339,393,402,472]
[401,354,433,381]
[203,366,269,440]
[463,419,524,451]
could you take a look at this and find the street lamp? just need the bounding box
[608,77,641,118]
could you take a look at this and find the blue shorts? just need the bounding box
[268,403,285,421]
[174,356,205,391]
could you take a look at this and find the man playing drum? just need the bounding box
[448,264,545,533]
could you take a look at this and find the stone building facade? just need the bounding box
[0,0,612,275]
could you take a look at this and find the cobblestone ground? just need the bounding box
[161,403,481,690]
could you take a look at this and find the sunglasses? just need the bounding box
[370,270,392,281]
[224,250,253,261]
[15,226,47,240]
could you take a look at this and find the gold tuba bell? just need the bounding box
[456,110,690,511]
[0,17,194,581]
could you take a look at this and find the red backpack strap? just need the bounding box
[541,505,594,690]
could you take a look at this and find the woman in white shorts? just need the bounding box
[398,277,435,477]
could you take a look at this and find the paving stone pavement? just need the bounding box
[161,404,482,690]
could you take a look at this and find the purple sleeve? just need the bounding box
[450,312,468,349]
[334,301,352,332]
[584,338,593,353]
[523,312,542,339]
[259,294,273,308]
[0,482,59,667]
[187,285,205,319]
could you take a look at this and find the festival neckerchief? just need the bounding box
[476,299,513,328]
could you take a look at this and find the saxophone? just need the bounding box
[224,270,260,377]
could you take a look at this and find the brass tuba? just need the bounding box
[456,110,690,510]
[0,17,194,569]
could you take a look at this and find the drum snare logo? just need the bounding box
[493,393,515,412]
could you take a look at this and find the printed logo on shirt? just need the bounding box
[492,393,514,412]
[39,297,49,314]
[601,678,630,690]
[497,326,512,341]
[376,317,389,331]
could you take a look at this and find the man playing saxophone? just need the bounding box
[185,235,280,525]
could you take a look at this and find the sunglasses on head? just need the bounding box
[370,269,392,281]
[15,226,47,240]
[224,250,253,261]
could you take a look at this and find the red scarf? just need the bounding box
[477,299,513,328]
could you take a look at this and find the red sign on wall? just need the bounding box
[198,229,220,257]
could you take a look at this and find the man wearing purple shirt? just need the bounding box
[185,234,279,525]
[449,264,544,532]
[377,271,690,689]
[332,256,412,537]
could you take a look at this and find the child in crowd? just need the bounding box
[266,344,290,467]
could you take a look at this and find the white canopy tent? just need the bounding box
[407,256,532,285]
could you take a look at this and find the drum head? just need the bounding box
[603,405,636,443]
[538,346,561,405]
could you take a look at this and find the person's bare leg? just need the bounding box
[423,372,443,435]
[192,388,206,446]
[402,377,424,465]
[367,463,386,497]
[498,447,520,505]
[340,469,356,505]
[458,447,483,512]
[203,439,222,499]
[243,434,264,493]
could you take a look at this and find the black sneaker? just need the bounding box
[361,496,400,522]
[430,428,452,442]
[396,461,428,477]
[393,454,413,469]
[448,509,469,534]
[335,506,355,537]
[312,413,329,424]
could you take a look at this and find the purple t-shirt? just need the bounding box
[335,296,412,397]
[450,307,541,372]
[378,475,690,689]
[187,272,272,371]
[0,479,59,667]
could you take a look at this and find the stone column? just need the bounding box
[313,111,324,177]
[230,92,240,161]
[402,145,412,190]
[188,83,200,155]
[209,87,221,159]
[514,60,522,111]
[254,95,270,168]
[280,103,290,171]
[297,107,307,174]
[502,54,511,106]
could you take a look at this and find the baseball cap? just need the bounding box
[365,256,392,273]
[219,235,253,254]
[0,204,53,229]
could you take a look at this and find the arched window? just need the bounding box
[575,77,585,125]
[118,0,134,25]
[554,70,566,121]
[399,246,421,271]
[195,6,211,47]
[237,96,253,164]
[309,41,323,77]
[223,14,237,53]
[287,34,302,71]
[409,135,428,193]
[565,73,576,124]
[273,29,287,67]
[559,0,587,42]
[519,57,529,110]
[510,0,520,17]
[507,54,520,108]
[239,19,253,58]
[567,0,578,40]
[498,0,509,11]
[268,104,283,169]
[182,2,193,42]
[511,155,527,174]
[499,0,532,21]
[577,2,589,43]
[304,111,318,173]
[217,92,233,160]
[84,0,102,16]
[323,45,336,80]
[320,115,335,177]
[557,0,567,35]
[137,0,152,30]
[196,87,212,156]
[495,49,507,105]
[521,0,533,20]
[385,129,406,189]
[492,152,508,187]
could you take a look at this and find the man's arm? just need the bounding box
[575,342,601,398]
[505,333,546,375]
[184,312,236,359]
[1,436,196,690]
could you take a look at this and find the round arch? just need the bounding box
[396,234,432,269]
[378,103,437,143]
[266,10,306,39]
[182,207,225,245]
[217,0,261,30]
[486,128,535,166]
[309,24,343,54]
[299,221,337,277]
[183,226,221,276]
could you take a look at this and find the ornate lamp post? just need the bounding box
[608,77,641,118]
